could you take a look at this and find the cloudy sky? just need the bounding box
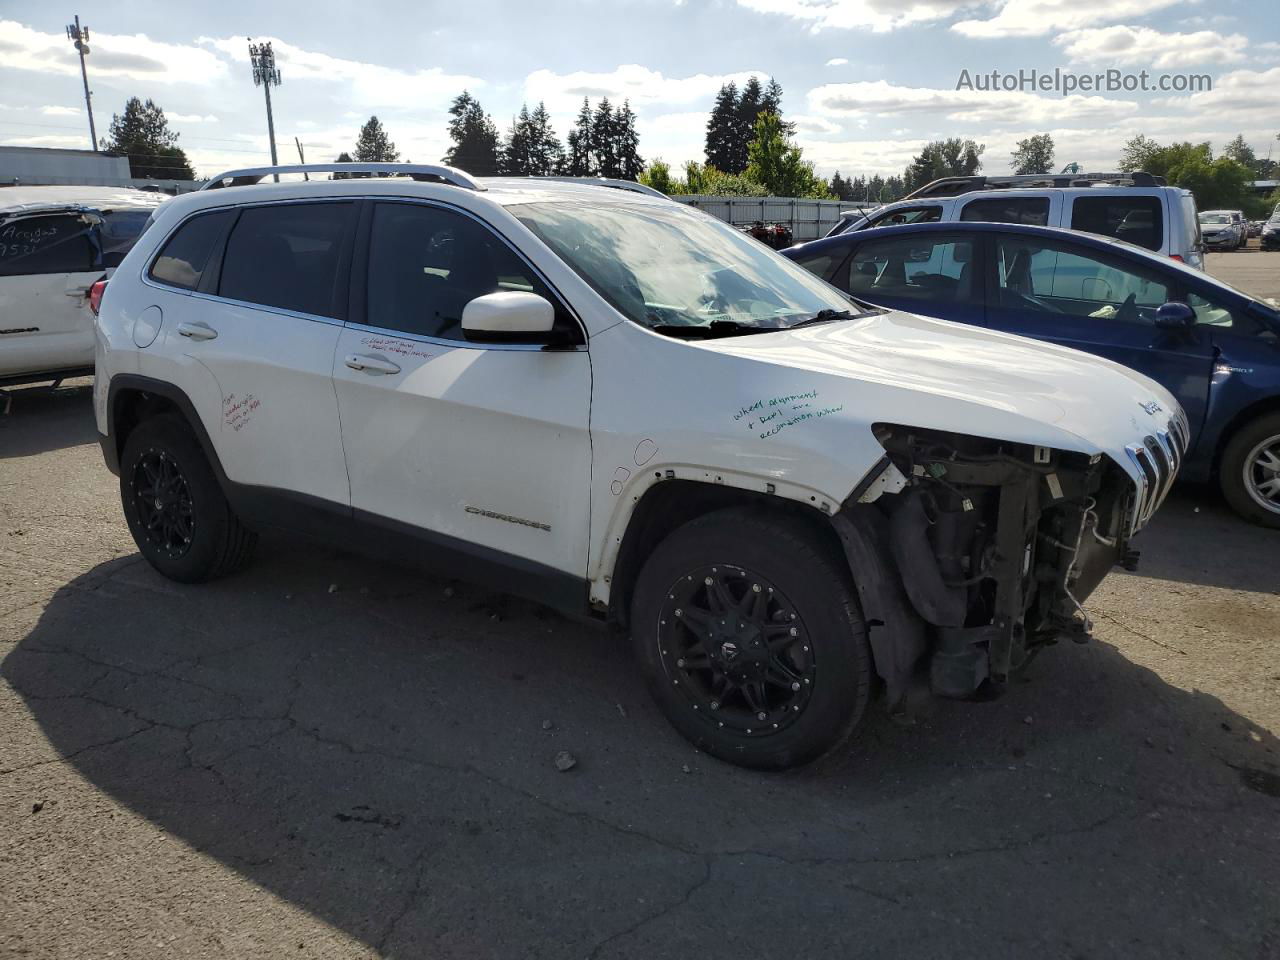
[2,0,1278,182]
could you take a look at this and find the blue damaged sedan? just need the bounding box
[783,221,1280,528]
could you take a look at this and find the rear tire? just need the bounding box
[1218,412,1280,529]
[631,507,872,770]
[119,415,257,582]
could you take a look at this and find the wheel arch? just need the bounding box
[606,480,845,630]
[106,375,229,490]
[1210,394,1280,477]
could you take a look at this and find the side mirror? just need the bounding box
[1155,301,1196,330]
[461,291,556,344]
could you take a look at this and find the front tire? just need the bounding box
[119,415,258,581]
[631,508,872,770]
[1219,412,1280,529]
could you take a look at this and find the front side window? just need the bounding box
[844,235,977,303]
[993,235,1171,322]
[1071,195,1163,251]
[0,213,96,277]
[149,210,234,290]
[959,196,1049,226]
[512,201,870,335]
[867,205,943,228]
[366,201,574,342]
[219,202,353,318]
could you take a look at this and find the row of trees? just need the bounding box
[1119,134,1277,216]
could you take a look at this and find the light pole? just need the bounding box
[65,15,97,151]
[248,39,282,177]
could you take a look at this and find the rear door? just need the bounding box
[144,200,355,508]
[983,231,1215,442]
[827,231,986,327]
[0,211,101,378]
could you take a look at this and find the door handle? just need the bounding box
[176,321,218,341]
[344,354,401,375]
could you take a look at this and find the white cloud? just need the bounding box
[196,35,482,111]
[825,57,849,66]
[524,65,768,115]
[807,79,1138,125]
[952,0,1181,38]
[40,105,80,116]
[168,113,219,124]
[1154,66,1280,126]
[790,113,844,135]
[734,0,969,33]
[0,19,228,84]
[1053,26,1248,68]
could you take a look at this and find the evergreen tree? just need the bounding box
[829,170,850,200]
[565,98,595,176]
[503,104,536,176]
[331,151,354,180]
[760,77,795,136]
[527,102,564,175]
[729,76,764,173]
[591,98,618,178]
[612,101,644,180]
[705,82,739,171]
[353,115,399,163]
[444,91,501,175]
[100,96,194,180]
[1010,133,1054,175]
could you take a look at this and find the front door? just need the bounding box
[331,199,592,581]
[983,232,1215,443]
[836,231,986,328]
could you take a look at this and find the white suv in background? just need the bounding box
[828,172,1204,269]
[1,185,166,386]
[94,163,1184,769]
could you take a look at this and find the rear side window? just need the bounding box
[866,205,942,228]
[150,210,234,290]
[0,213,97,276]
[1070,196,1163,252]
[959,197,1049,226]
[219,202,354,318]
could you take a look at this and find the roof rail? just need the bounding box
[532,176,668,199]
[200,163,485,192]
[903,170,1166,200]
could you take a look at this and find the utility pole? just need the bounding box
[65,16,97,150]
[247,39,282,179]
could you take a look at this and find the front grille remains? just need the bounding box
[1125,414,1188,530]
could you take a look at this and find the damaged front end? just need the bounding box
[831,424,1178,706]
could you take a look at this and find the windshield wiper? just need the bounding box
[787,308,859,329]
[649,319,777,339]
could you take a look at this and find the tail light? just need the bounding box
[1169,255,1185,263]
[88,279,107,316]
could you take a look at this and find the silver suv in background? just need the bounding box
[1199,210,1244,251]
[826,172,1204,269]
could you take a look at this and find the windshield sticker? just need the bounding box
[223,392,261,433]
[734,390,843,439]
[360,335,433,360]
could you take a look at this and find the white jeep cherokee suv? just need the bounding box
[94,163,1186,769]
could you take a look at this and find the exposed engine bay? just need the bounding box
[832,425,1156,705]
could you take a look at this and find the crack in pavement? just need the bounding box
[1093,609,1188,656]
[585,853,714,960]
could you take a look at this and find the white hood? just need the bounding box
[700,309,1182,458]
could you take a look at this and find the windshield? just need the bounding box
[512,200,869,333]
[1200,213,1230,224]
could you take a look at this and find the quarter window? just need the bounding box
[1070,196,1163,252]
[366,202,571,342]
[959,197,1050,226]
[0,213,96,277]
[218,202,353,318]
[844,235,977,303]
[149,210,234,290]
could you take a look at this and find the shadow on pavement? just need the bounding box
[1120,487,1280,594]
[4,534,1279,958]
[0,380,97,460]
